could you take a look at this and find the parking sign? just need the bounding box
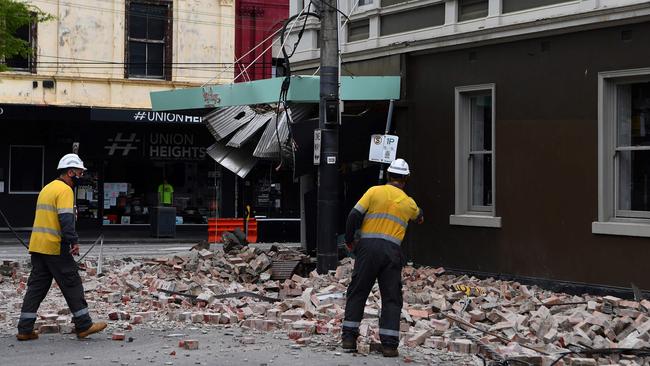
[369,134,399,163]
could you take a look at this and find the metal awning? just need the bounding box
[204,106,252,141]
[152,75,399,177]
[206,142,257,178]
[150,76,400,111]
[226,111,273,148]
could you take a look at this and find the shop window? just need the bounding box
[4,19,37,73]
[9,145,44,194]
[450,84,501,228]
[125,0,172,80]
[380,4,445,36]
[594,69,650,237]
[502,0,572,13]
[348,19,369,42]
[458,0,488,22]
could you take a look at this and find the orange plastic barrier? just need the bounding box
[208,218,258,243]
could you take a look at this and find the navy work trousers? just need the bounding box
[17,252,93,334]
[342,238,405,348]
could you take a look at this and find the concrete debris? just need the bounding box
[0,247,649,365]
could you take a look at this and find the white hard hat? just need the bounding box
[387,158,410,176]
[57,153,87,171]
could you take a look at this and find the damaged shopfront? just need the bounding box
[0,104,228,232]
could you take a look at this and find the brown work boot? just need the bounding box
[16,331,39,341]
[76,322,107,339]
[382,346,399,357]
[341,337,357,351]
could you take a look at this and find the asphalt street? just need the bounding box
[0,326,446,366]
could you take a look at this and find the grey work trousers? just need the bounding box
[342,238,405,347]
[17,252,93,334]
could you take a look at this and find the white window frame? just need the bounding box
[593,68,650,237]
[450,83,502,228]
[8,145,44,195]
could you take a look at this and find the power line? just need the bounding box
[50,0,289,22]
[30,0,284,30]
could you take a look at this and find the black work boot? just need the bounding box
[382,346,399,357]
[341,337,357,351]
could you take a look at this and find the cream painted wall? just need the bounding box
[0,0,235,108]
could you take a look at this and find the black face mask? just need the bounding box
[71,175,82,186]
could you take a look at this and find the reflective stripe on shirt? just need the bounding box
[365,213,407,228]
[32,226,62,237]
[36,204,57,212]
[360,233,402,245]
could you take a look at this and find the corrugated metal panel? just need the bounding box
[253,110,289,159]
[206,142,257,178]
[286,103,315,124]
[226,111,273,148]
[204,106,253,141]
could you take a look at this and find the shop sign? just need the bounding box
[105,133,141,157]
[91,108,203,123]
[149,133,207,160]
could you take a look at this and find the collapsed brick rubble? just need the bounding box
[1,246,649,365]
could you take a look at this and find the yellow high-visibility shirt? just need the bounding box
[29,180,74,255]
[158,183,174,205]
[354,184,421,245]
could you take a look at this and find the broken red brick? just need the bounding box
[183,339,199,350]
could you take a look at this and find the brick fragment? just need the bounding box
[568,358,597,366]
[112,332,125,341]
[448,339,475,354]
[407,309,429,319]
[106,292,122,303]
[183,339,199,350]
[38,324,60,334]
[406,330,431,347]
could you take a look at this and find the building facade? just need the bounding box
[235,0,289,81]
[287,0,650,290]
[0,0,235,229]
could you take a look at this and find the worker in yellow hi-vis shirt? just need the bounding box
[341,158,424,357]
[17,154,106,341]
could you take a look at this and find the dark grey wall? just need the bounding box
[400,21,650,289]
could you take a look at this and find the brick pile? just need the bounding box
[0,246,649,365]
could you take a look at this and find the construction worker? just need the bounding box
[341,158,424,357]
[17,153,107,341]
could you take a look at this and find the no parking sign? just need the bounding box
[369,134,399,163]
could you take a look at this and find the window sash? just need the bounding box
[126,0,171,80]
[455,84,496,218]
[613,81,650,218]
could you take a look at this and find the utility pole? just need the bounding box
[316,0,340,274]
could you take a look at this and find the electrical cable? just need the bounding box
[30,0,275,29]
[0,206,101,263]
[0,208,29,249]
[75,234,103,264]
[549,348,650,366]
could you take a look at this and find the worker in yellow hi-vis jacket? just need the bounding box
[341,158,424,357]
[17,154,106,341]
